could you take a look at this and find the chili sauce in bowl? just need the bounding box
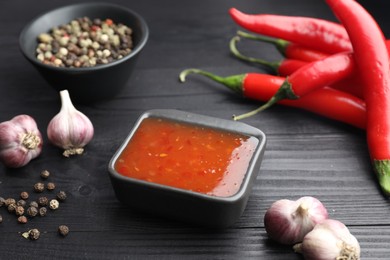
[108,109,266,228]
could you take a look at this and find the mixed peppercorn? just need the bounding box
[0,170,69,240]
[36,17,133,68]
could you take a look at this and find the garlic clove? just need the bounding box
[0,115,43,168]
[47,90,94,157]
[264,196,328,245]
[293,219,360,260]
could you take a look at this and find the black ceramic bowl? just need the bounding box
[108,109,267,228]
[19,2,149,103]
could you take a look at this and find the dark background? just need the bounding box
[1,0,390,259]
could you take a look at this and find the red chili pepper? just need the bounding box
[326,0,390,195]
[233,51,355,120]
[229,8,352,54]
[230,36,308,76]
[236,31,329,62]
[179,69,366,129]
[229,36,364,99]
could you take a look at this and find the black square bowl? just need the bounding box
[108,109,267,228]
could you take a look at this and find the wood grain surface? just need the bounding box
[1,0,390,259]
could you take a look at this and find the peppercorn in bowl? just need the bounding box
[19,2,149,103]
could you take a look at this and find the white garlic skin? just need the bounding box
[47,90,94,157]
[0,115,43,168]
[295,219,360,260]
[264,196,328,245]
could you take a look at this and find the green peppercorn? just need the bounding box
[58,225,69,237]
[34,182,45,193]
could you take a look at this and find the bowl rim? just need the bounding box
[19,2,149,72]
[108,109,267,203]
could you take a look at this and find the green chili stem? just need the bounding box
[230,36,280,73]
[236,30,290,55]
[373,160,390,196]
[179,68,245,94]
[233,80,298,121]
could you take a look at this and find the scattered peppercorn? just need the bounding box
[15,206,25,216]
[4,198,16,207]
[34,182,45,193]
[17,200,27,207]
[18,216,28,224]
[49,199,59,210]
[47,182,56,191]
[0,214,2,223]
[20,191,29,200]
[56,191,67,201]
[28,229,40,240]
[40,170,50,179]
[29,201,39,208]
[58,225,69,237]
[0,197,5,207]
[7,203,17,213]
[39,207,47,217]
[36,17,133,68]
[38,196,49,207]
[27,206,38,217]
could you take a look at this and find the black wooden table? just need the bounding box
[1,0,390,259]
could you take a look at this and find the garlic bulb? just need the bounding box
[47,90,94,157]
[293,219,360,260]
[0,115,43,168]
[264,196,328,245]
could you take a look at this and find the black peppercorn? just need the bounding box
[34,182,45,193]
[17,200,27,207]
[56,191,67,201]
[58,225,69,237]
[29,201,39,208]
[39,207,47,217]
[47,182,56,191]
[0,214,2,223]
[4,198,16,207]
[38,196,49,207]
[27,206,38,217]
[0,197,5,207]
[28,229,40,240]
[20,191,29,200]
[7,203,17,213]
[40,170,50,179]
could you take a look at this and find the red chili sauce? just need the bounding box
[115,117,258,197]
